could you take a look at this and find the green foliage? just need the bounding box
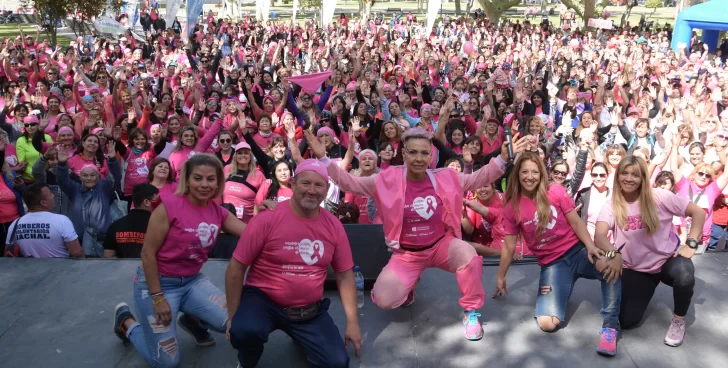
[645,0,663,8]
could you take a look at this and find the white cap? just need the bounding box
[119,37,127,42]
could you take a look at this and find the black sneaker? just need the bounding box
[113,302,134,345]
[177,313,216,347]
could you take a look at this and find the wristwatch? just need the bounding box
[686,238,699,250]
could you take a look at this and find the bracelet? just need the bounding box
[150,291,164,297]
[152,297,166,305]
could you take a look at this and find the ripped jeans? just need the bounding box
[127,267,228,368]
[535,243,621,331]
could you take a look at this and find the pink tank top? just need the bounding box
[156,194,229,277]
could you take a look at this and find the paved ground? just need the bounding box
[1,252,727,367]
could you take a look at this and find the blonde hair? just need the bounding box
[175,154,224,199]
[229,148,257,180]
[505,152,552,236]
[612,156,660,234]
[690,162,714,182]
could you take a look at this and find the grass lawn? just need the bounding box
[0,24,71,48]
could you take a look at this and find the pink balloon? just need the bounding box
[569,39,580,49]
[463,41,474,55]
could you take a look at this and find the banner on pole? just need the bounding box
[166,0,183,27]
[187,0,206,37]
[93,16,126,35]
[261,0,271,22]
[587,18,613,29]
[426,0,440,33]
[322,0,337,26]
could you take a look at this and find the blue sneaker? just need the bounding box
[463,310,484,341]
[113,302,134,345]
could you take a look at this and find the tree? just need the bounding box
[561,0,610,28]
[619,0,637,27]
[645,0,662,15]
[20,0,122,46]
[455,0,462,16]
[476,0,521,25]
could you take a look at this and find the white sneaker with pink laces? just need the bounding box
[664,316,686,347]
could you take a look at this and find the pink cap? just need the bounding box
[294,159,329,181]
[80,164,99,174]
[58,126,74,135]
[91,127,104,135]
[24,115,39,124]
[234,141,251,151]
[346,81,357,90]
[317,126,336,138]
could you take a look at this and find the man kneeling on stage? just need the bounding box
[225,159,363,367]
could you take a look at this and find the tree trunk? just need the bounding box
[455,0,461,16]
[583,0,595,28]
[621,3,635,27]
[365,1,372,18]
[465,0,474,17]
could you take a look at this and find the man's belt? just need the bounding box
[282,301,321,322]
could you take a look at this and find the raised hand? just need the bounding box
[57,146,70,163]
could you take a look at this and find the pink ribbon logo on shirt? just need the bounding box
[298,239,325,266]
[412,196,437,220]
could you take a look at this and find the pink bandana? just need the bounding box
[286,70,333,94]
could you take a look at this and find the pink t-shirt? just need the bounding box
[597,188,689,274]
[122,149,157,196]
[4,144,20,170]
[254,182,293,205]
[67,154,110,178]
[400,179,446,247]
[233,201,354,307]
[344,192,371,224]
[502,184,579,266]
[586,187,611,239]
[675,177,720,243]
[223,172,265,223]
[156,194,229,277]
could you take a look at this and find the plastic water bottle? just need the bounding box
[354,266,365,308]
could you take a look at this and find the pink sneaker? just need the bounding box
[664,316,686,347]
[463,310,484,341]
[596,327,618,356]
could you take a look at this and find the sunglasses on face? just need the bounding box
[219,139,232,144]
[469,90,478,94]
[301,96,312,101]
[718,135,728,140]
[24,123,38,128]
[696,171,711,178]
[591,173,607,178]
[552,170,567,177]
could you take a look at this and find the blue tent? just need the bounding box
[672,0,728,52]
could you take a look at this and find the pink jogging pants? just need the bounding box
[371,235,485,311]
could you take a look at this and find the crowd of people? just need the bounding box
[1,5,728,367]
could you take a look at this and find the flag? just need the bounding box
[166,0,183,27]
[286,71,333,94]
[292,0,299,24]
[187,0,206,37]
[128,0,139,27]
[426,0,440,32]
[322,0,337,26]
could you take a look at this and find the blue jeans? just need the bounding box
[228,286,349,368]
[535,243,621,330]
[127,267,228,368]
[708,223,727,251]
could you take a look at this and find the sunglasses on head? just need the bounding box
[591,173,607,178]
[696,171,711,178]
